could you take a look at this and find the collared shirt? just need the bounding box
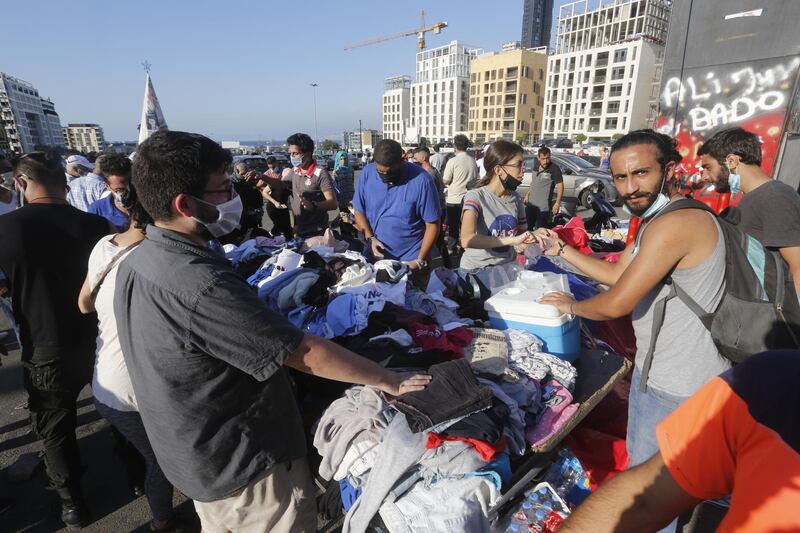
[67,173,108,212]
[443,152,478,204]
[113,226,306,502]
[528,163,563,210]
[353,161,441,261]
[291,162,334,237]
[88,194,128,232]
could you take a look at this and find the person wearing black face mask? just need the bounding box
[353,139,441,273]
[458,140,535,290]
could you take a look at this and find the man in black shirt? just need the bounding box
[0,152,110,528]
[699,127,800,294]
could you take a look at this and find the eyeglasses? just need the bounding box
[203,183,234,201]
[501,161,526,170]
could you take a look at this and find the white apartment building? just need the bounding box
[0,73,65,153]
[410,40,482,144]
[542,0,670,141]
[64,123,106,153]
[382,75,411,143]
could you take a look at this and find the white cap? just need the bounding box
[65,154,95,170]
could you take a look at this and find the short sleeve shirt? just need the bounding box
[459,187,527,270]
[113,226,306,501]
[656,350,800,533]
[291,163,334,237]
[353,162,441,261]
[528,163,563,210]
[737,180,800,249]
[88,195,128,232]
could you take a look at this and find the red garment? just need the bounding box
[426,433,506,461]
[407,323,474,360]
[553,217,593,255]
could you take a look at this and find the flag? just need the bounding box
[137,73,168,145]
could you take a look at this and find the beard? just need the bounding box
[713,165,732,193]
[622,190,660,217]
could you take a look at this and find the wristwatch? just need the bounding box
[415,259,428,269]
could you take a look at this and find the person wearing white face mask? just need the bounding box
[699,127,800,295]
[115,131,430,533]
[533,131,729,531]
[88,153,134,232]
[286,132,338,238]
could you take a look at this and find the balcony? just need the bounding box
[564,96,572,102]
[594,76,606,84]
[504,97,516,106]
[606,107,620,114]
[591,93,605,100]
[506,70,518,80]
[589,109,602,117]
[596,59,608,67]
[505,85,518,94]
[588,125,600,132]
[503,112,515,119]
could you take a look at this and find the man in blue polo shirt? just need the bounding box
[353,139,440,272]
[88,153,131,232]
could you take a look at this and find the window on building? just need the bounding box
[627,83,632,96]
[606,101,620,114]
[605,118,618,129]
[611,66,625,80]
[520,93,527,104]
[614,49,627,62]
[632,46,637,61]
[609,84,623,97]
[539,69,544,80]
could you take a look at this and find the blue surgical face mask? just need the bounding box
[290,155,303,168]
[727,170,741,194]
[112,191,125,203]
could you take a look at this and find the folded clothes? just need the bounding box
[391,359,493,433]
[464,328,508,376]
[374,260,410,284]
[476,378,529,456]
[365,303,436,338]
[439,398,509,444]
[426,433,506,461]
[314,386,392,481]
[407,323,474,360]
[510,350,577,392]
[526,379,580,448]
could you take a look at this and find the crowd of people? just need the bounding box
[0,124,797,532]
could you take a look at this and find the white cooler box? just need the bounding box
[484,286,581,362]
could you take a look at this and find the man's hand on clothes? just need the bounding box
[551,202,561,216]
[537,291,575,315]
[300,197,316,211]
[403,260,423,271]
[370,237,386,259]
[377,372,432,397]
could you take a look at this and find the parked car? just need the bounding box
[579,141,609,157]
[231,155,268,174]
[520,152,620,209]
[347,153,362,170]
[315,156,335,171]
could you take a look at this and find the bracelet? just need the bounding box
[557,241,567,256]
[568,301,575,319]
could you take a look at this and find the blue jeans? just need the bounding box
[627,368,689,533]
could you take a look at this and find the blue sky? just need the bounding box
[3,0,566,142]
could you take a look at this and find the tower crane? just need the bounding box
[344,9,447,51]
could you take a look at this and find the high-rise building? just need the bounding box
[343,129,383,152]
[521,0,554,49]
[410,40,482,144]
[541,0,671,141]
[468,43,549,145]
[63,123,106,153]
[382,76,412,143]
[0,73,65,153]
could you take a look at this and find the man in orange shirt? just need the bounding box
[561,350,800,533]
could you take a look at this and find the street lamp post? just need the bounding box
[310,83,319,148]
[359,119,363,153]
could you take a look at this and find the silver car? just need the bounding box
[521,152,619,209]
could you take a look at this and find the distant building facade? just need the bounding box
[521,0,554,49]
[63,123,106,153]
[0,72,65,153]
[382,75,412,143]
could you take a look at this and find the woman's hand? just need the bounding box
[532,228,566,256]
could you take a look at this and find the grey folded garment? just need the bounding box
[464,328,508,376]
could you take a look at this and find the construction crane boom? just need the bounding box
[344,9,447,51]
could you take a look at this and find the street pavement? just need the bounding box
[0,316,200,532]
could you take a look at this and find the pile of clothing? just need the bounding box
[224,234,582,532]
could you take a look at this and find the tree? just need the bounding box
[611,133,623,141]
[515,132,528,145]
[320,139,341,153]
[575,133,587,143]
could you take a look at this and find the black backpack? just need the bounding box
[638,198,800,391]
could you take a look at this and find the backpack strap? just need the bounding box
[639,278,676,393]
